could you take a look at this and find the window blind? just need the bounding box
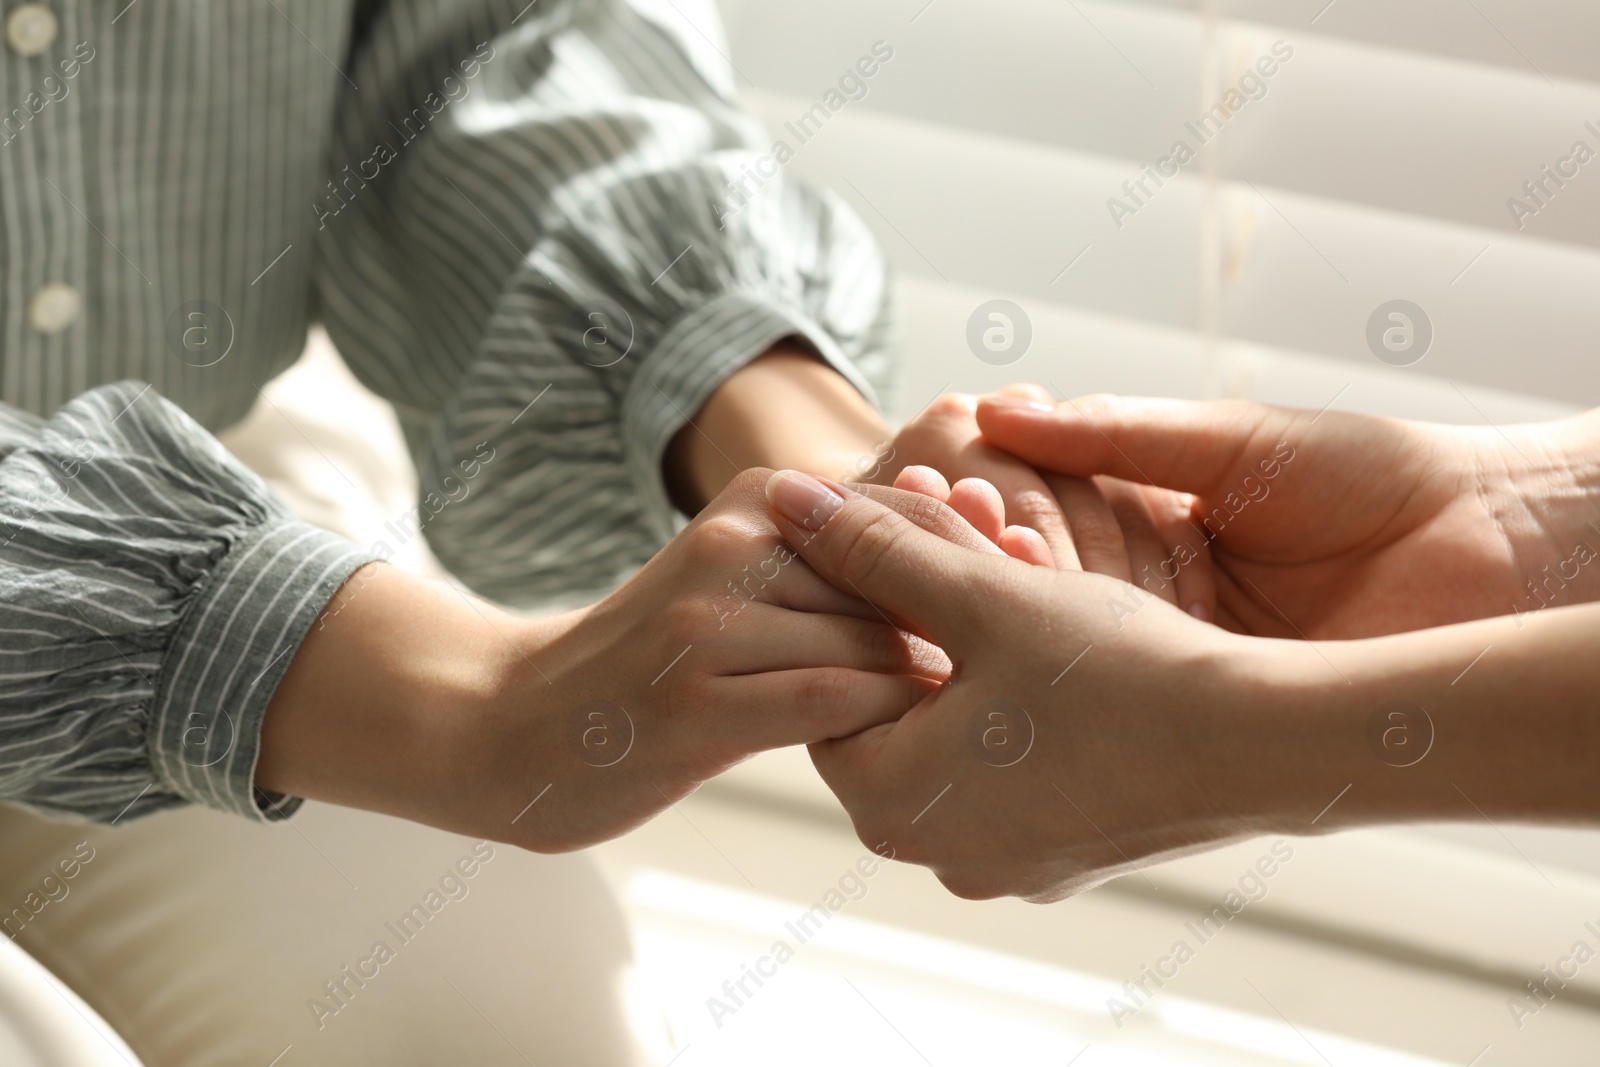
[712,0,1600,418]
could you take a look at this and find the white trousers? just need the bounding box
[0,800,655,1065]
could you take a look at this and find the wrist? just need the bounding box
[1189,635,1353,839]
[257,566,558,834]
[1497,408,1600,611]
[1233,610,1600,838]
[663,340,889,512]
[433,607,582,842]
[1219,633,1451,838]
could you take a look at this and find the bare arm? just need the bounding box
[255,472,933,851]
[765,473,1600,901]
[663,340,890,513]
[1257,600,1600,833]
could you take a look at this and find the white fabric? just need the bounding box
[0,935,140,1066]
[0,335,655,1064]
[0,801,654,1065]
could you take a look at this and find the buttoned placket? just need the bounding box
[1,0,90,413]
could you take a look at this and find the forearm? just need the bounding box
[663,341,890,513]
[1237,603,1600,833]
[255,564,554,833]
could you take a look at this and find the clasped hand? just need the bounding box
[760,390,1600,900]
[268,388,1599,903]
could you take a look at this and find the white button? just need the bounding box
[26,283,80,334]
[5,4,57,57]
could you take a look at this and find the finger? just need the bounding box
[1046,473,1128,580]
[724,545,887,623]
[892,464,951,501]
[998,525,1054,566]
[1173,540,1217,623]
[1146,486,1217,622]
[993,383,1055,403]
[766,471,1005,641]
[971,460,1076,567]
[710,602,942,677]
[846,482,1006,558]
[945,477,1005,544]
[977,393,1284,495]
[693,467,974,626]
[715,669,938,751]
[807,725,891,815]
[1098,478,1179,607]
[1033,474,1082,570]
[892,394,1076,564]
[690,467,888,623]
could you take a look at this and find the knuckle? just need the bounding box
[689,513,755,562]
[796,667,854,721]
[725,466,774,500]
[1074,392,1121,419]
[664,594,716,642]
[859,619,908,670]
[833,507,911,592]
[1062,504,1124,563]
[911,498,991,557]
[1010,383,1053,402]
[926,393,973,421]
[884,488,962,539]
[1007,485,1063,530]
[658,669,710,726]
[1105,494,1155,544]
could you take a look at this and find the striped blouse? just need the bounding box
[0,0,896,826]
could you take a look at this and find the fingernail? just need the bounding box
[766,470,844,532]
[983,395,1054,413]
[1187,602,1212,623]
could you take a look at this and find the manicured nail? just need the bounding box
[983,395,1055,413]
[766,470,844,532]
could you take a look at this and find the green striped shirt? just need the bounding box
[0,0,896,826]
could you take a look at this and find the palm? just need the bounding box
[1169,412,1531,639]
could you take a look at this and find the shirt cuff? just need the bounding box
[619,291,882,543]
[148,520,378,821]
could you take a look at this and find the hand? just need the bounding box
[978,393,1600,638]
[661,346,1182,588]
[763,470,1268,902]
[983,385,1222,618]
[261,470,939,852]
[766,471,1600,902]
[881,391,1207,619]
[890,464,1054,567]
[869,392,1082,566]
[667,360,1084,564]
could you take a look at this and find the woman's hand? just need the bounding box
[867,393,1081,565]
[978,394,1600,638]
[880,390,1208,622]
[765,470,1600,902]
[662,348,1089,567]
[763,471,1273,901]
[260,470,940,853]
[889,464,1055,567]
[660,344,1191,590]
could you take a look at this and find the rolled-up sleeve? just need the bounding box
[315,0,899,608]
[0,383,375,824]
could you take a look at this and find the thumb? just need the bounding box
[976,393,1287,496]
[764,470,996,644]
